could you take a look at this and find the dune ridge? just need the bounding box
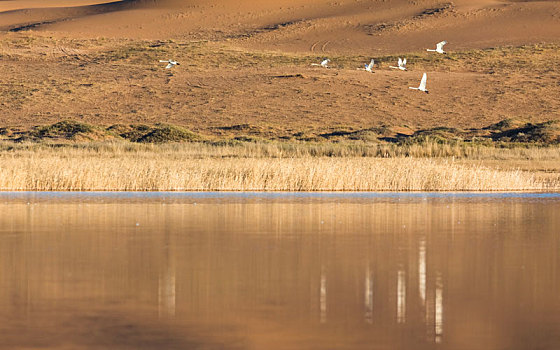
[0,0,559,53]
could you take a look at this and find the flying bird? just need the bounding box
[311,59,331,68]
[427,41,447,54]
[160,59,180,69]
[389,58,407,71]
[409,73,429,94]
[360,59,375,73]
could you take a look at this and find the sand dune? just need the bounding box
[0,1,113,11]
[1,0,559,52]
[0,0,559,134]
[0,1,142,33]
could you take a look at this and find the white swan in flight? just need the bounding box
[364,59,375,72]
[409,73,429,94]
[427,41,447,54]
[160,59,180,69]
[357,59,375,72]
[311,59,331,68]
[389,58,407,71]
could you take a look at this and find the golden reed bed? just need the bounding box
[0,143,558,191]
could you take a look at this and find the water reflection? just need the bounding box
[364,265,373,324]
[419,237,427,307]
[0,195,558,349]
[158,238,176,317]
[320,266,327,324]
[435,273,444,344]
[397,268,406,324]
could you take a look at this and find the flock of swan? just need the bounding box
[159,41,448,95]
[312,40,448,94]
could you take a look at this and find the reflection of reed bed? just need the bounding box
[0,144,558,191]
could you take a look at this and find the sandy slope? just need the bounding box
[0,1,112,11]
[0,0,559,133]
[0,35,558,135]
[1,0,559,53]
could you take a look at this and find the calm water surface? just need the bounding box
[0,192,559,350]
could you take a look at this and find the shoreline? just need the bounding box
[1,190,560,192]
[1,191,559,206]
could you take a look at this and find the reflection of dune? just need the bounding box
[0,198,559,348]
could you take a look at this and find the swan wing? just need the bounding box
[419,73,427,89]
[436,41,447,50]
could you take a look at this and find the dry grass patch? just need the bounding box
[0,144,558,191]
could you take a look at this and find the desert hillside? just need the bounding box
[0,0,559,137]
[2,0,560,53]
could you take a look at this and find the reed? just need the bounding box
[0,143,558,191]
[2,140,560,160]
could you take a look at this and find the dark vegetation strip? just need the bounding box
[0,119,559,146]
